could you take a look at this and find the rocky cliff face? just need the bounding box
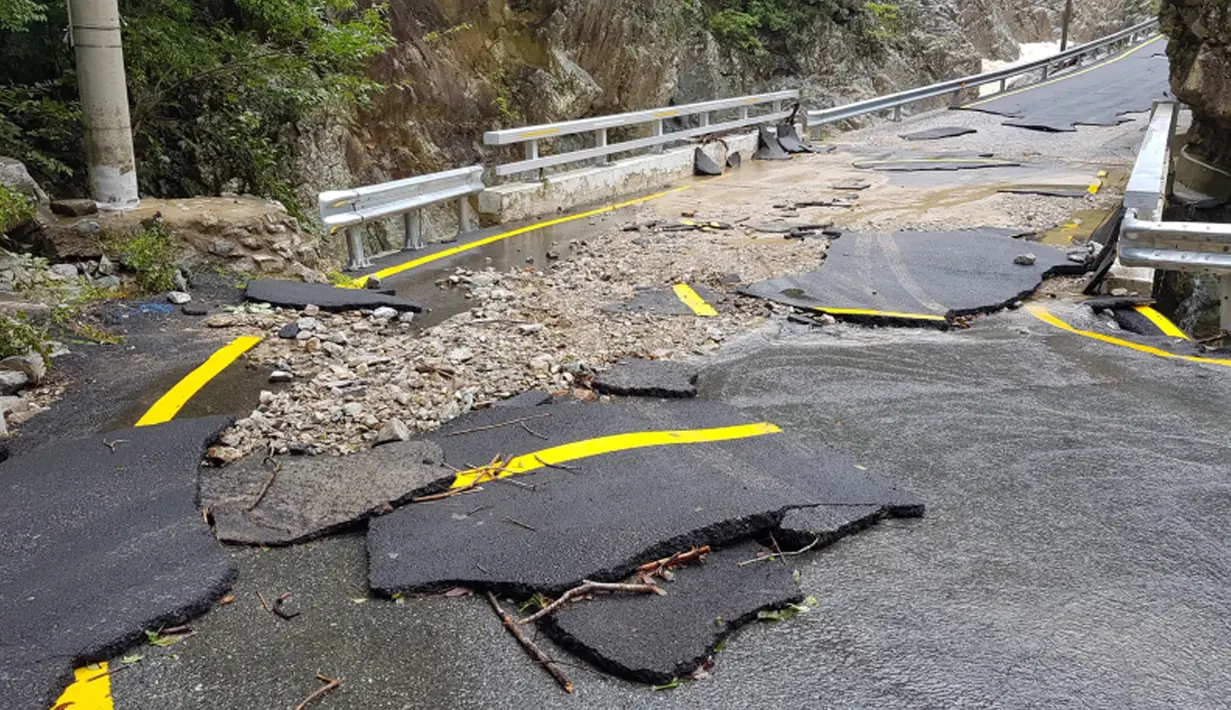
[1162,0,1231,169]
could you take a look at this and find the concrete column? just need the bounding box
[70,0,139,208]
[1221,275,1231,334]
[403,210,423,250]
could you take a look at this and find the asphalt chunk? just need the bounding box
[853,156,1020,171]
[740,228,1081,321]
[900,126,978,141]
[600,284,722,316]
[368,400,916,597]
[593,358,699,398]
[540,541,803,684]
[0,417,236,709]
[776,123,811,153]
[493,389,554,408]
[752,126,790,161]
[999,186,1089,198]
[694,147,723,176]
[201,440,451,546]
[245,280,424,313]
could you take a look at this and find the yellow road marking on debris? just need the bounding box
[1134,305,1190,339]
[52,662,113,710]
[1088,169,1108,195]
[855,158,1014,166]
[673,284,718,316]
[1028,305,1231,366]
[450,422,783,489]
[346,188,690,288]
[814,306,948,322]
[965,36,1163,108]
[134,336,262,427]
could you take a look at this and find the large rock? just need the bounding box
[1163,0,1231,170]
[0,156,48,205]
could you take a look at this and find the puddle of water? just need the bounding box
[1037,207,1115,246]
[107,356,278,429]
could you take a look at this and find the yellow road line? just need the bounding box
[1088,169,1107,195]
[965,36,1163,108]
[347,187,689,288]
[815,306,948,322]
[1133,305,1190,339]
[450,422,783,489]
[673,284,718,317]
[1027,305,1231,366]
[134,335,262,427]
[52,662,112,709]
[855,158,1014,166]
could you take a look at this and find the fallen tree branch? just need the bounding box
[635,546,711,573]
[294,673,342,710]
[444,413,551,438]
[411,485,484,503]
[533,455,577,472]
[735,536,822,567]
[520,420,549,440]
[248,450,281,511]
[273,592,301,620]
[518,580,665,625]
[485,591,574,694]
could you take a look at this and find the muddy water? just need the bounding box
[108,357,281,428]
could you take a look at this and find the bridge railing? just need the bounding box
[1118,100,1231,332]
[318,166,484,270]
[806,17,1159,128]
[482,90,799,178]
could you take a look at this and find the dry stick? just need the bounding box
[485,591,574,694]
[518,580,665,625]
[443,413,552,438]
[411,485,484,503]
[533,455,577,473]
[256,590,271,613]
[102,438,128,453]
[273,592,301,620]
[735,536,822,567]
[502,516,538,532]
[635,546,711,573]
[248,455,281,511]
[294,674,342,710]
[519,420,549,440]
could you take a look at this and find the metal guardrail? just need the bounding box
[319,166,484,270]
[806,17,1159,128]
[483,90,799,178]
[1118,100,1231,332]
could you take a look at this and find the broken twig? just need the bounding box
[443,413,551,438]
[412,485,484,503]
[273,592,301,620]
[636,546,711,573]
[248,450,281,511]
[256,590,271,613]
[502,516,538,532]
[533,455,577,472]
[294,674,342,710]
[736,536,822,567]
[519,420,549,440]
[485,591,573,693]
[518,580,665,625]
[102,438,128,453]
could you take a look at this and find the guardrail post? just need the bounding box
[1221,275,1231,334]
[403,210,423,251]
[457,196,472,236]
[739,106,749,121]
[699,112,709,128]
[345,227,370,271]
[1042,62,1050,80]
[893,105,902,122]
[652,118,664,154]
[999,78,1006,93]
[525,140,543,182]
[595,128,608,165]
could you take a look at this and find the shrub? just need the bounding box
[108,222,178,293]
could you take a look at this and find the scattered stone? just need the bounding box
[303,304,320,316]
[49,199,97,217]
[206,315,238,328]
[374,418,412,446]
[269,370,294,383]
[0,300,51,322]
[207,240,235,257]
[1014,253,1037,266]
[372,306,398,320]
[1111,287,1129,297]
[593,358,699,398]
[342,402,365,418]
[93,275,121,289]
[167,291,192,305]
[277,323,300,339]
[0,370,29,396]
[321,341,344,358]
[0,353,45,385]
[448,347,474,364]
[546,250,560,260]
[493,389,554,408]
[173,269,190,292]
[398,311,415,324]
[47,263,79,280]
[97,254,116,276]
[71,220,101,234]
[516,323,544,335]
[297,316,317,331]
[182,303,208,316]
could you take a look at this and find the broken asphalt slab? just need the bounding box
[367,399,919,597]
[776,123,812,153]
[752,126,790,161]
[540,541,802,684]
[740,228,1081,321]
[958,39,1170,131]
[0,416,236,708]
[999,186,1090,198]
[600,284,722,316]
[853,154,1020,171]
[900,126,978,141]
[245,280,424,313]
[694,147,723,176]
[593,358,699,398]
[201,440,450,546]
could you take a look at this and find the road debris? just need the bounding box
[294,673,342,710]
[519,579,666,625]
[486,591,574,694]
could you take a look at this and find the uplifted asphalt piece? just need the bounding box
[959,39,1170,131]
[1082,208,1125,295]
[900,126,977,141]
[726,151,742,169]
[694,147,723,176]
[999,186,1089,198]
[593,358,699,398]
[776,123,810,153]
[740,228,1079,320]
[246,280,424,313]
[752,126,790,161]
[201,440,450,546]
[369,400,915,596]
[853,155,1020,171]
[540,541,802,684]
[0,417,236,708]
[600,284,721,316]
[494,389,554,408]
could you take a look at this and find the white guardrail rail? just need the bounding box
[806,17,1159,127]
[483,90,799,178]
[318,166,484,270]
[1119,100,1231,332]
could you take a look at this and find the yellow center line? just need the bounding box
[856,158,1013,166]
[965,35,1163,108]
[450,422,782,489]
[1133,305,1190,339]
[346,187,690,288]
[134,335,262,427]
[673,283,718,316]
[814,306,948,322]
[1027,305,1231,366]
[52,662,112,710]
[1088,169,1107,195]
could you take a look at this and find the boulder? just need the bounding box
[0,157,48,205]
[49,199,98,217]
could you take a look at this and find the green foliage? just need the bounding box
[424,22,474,43]
[0,0,393,209]
[863,2,907,42]
[700,0,870,70]
[0,313,48,359]
[107,222,178,293]
[0,0,46,31]
[0,184,34,234]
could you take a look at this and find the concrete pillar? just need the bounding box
[70,0,139,209]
